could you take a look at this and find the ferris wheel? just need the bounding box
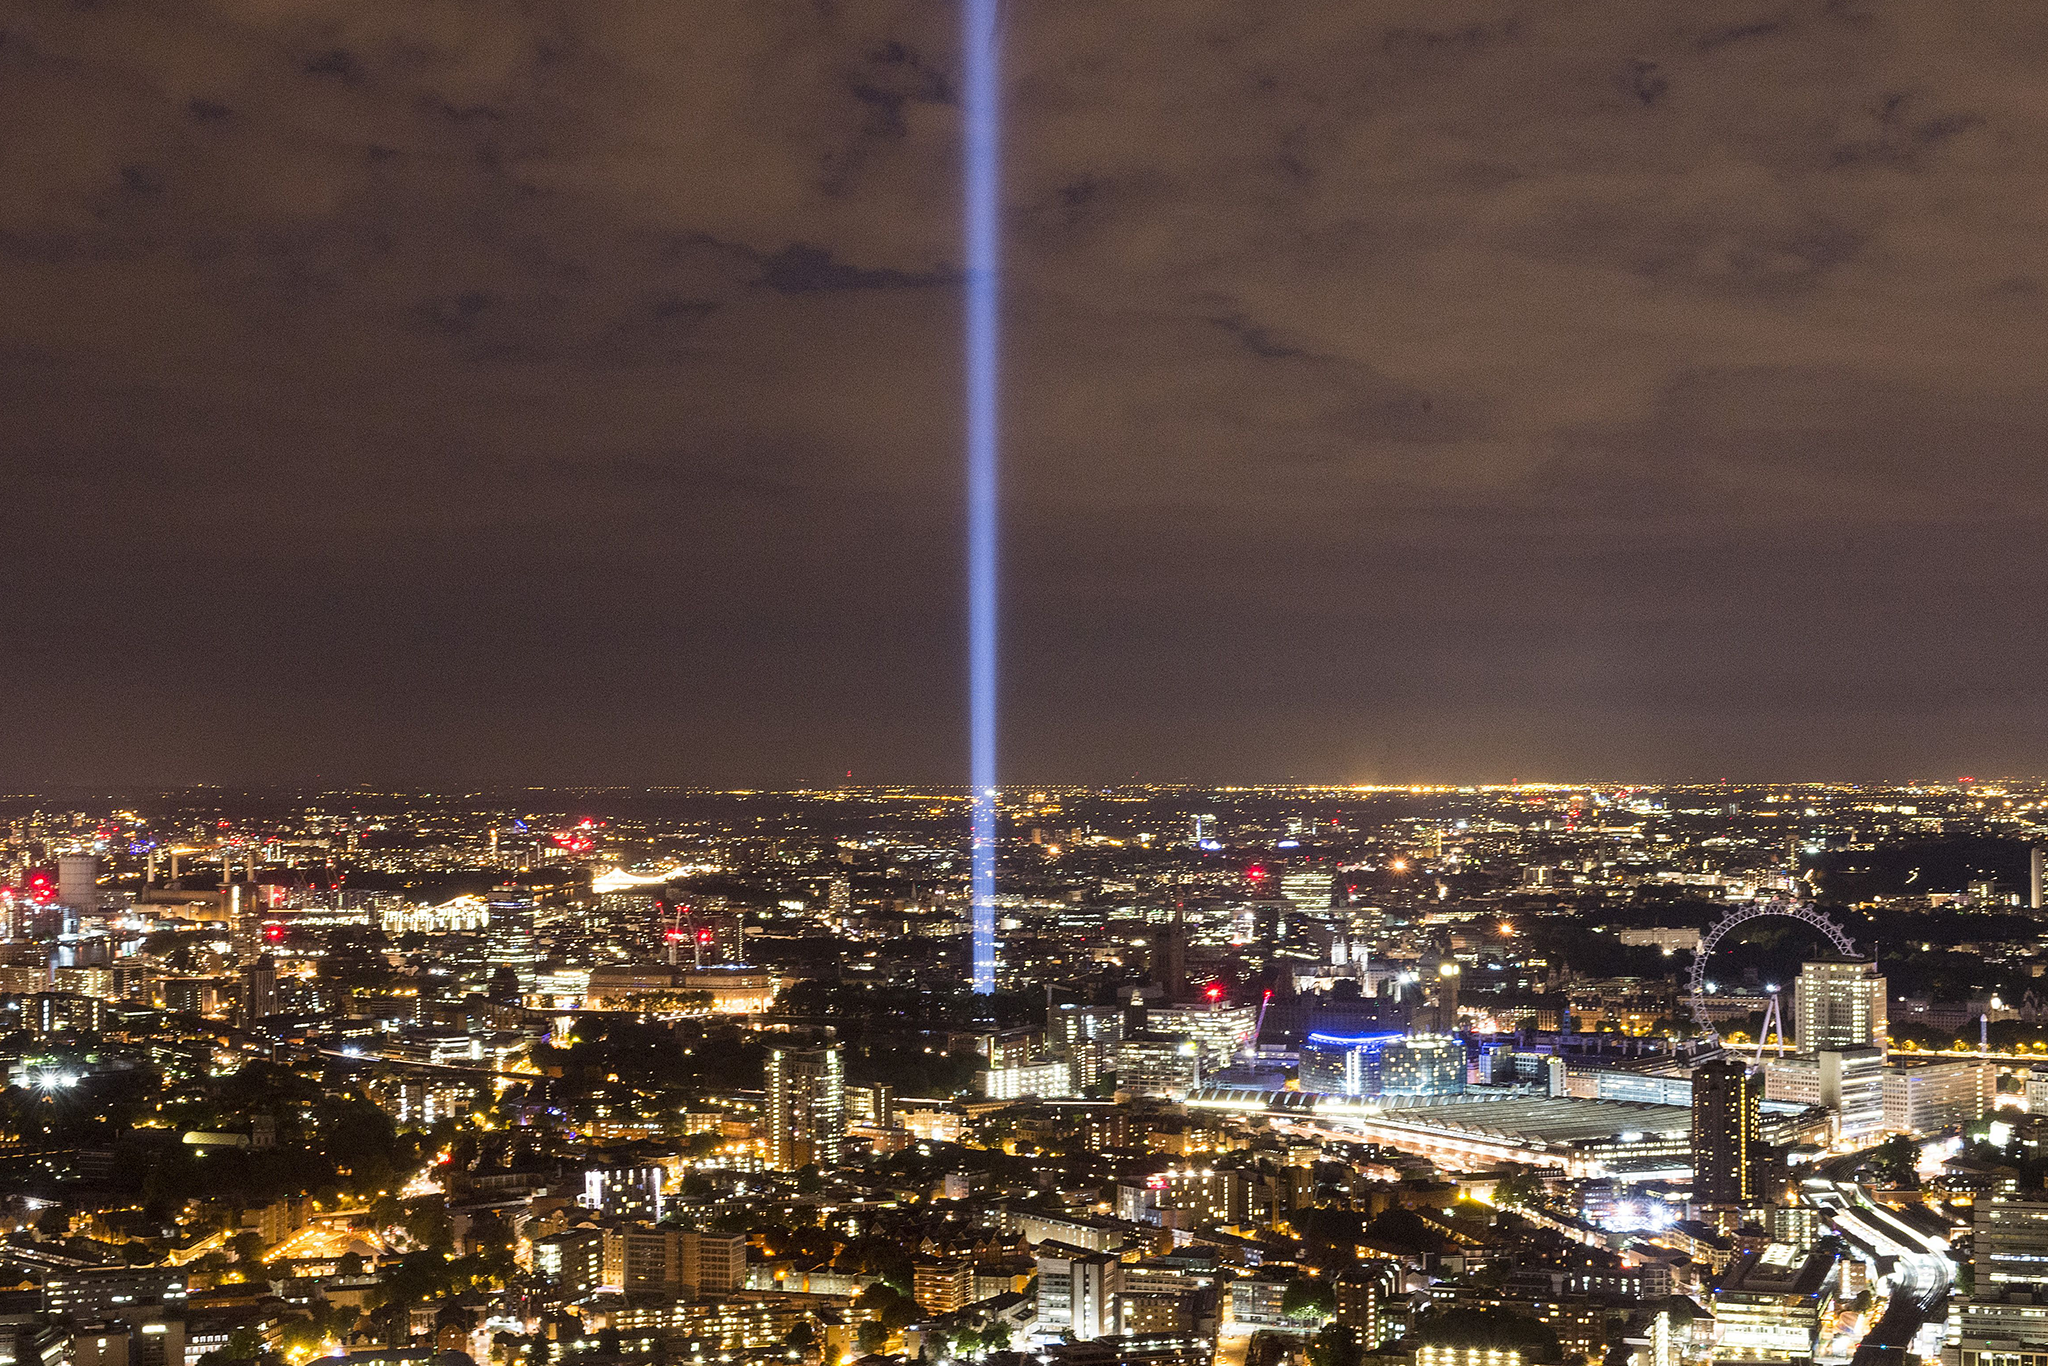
[1688,899,1858,1043]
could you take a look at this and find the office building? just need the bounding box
[1692,1056,1762,1208]
[484,890,540,994]
[1145,1003,1257,1067]
[1050,1002,1125,1051]
[1279,867,1332,914]
[1976,1198,2048,1290]
[1052,1003,1124,1089]
[1299,1031,1400,1097]
[1819,1047,1886,1142]
[982,1058,1075,1099]
[1884,1057,1993,1133]
[1956,1197,2048,1366]
[765,1043,845,1170]
[1379,1035,1466,1098]
[1709,1243,1840,1364]
[43,1268,187,1319]
[1796,958,1885,1052]
[1762,1047,1885,1144]
[1116,1033,1202,1099]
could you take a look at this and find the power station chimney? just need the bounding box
[2032,845,2043,912]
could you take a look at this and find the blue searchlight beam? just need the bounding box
[966,0,1000,996]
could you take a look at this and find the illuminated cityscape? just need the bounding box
[1,5,2039,1366]
[0,783,2044,1366]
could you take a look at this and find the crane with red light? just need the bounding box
[662,902,718,968]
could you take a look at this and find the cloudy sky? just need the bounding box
[2,0,2044,786]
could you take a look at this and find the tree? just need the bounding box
[1282,1277,1336,1324]
[1491,1170,1544,1209]
[857,1321,890,1354]
[1872,1135,1920,1185]
[855,1282,920,1332]
[1307,1324,1361,1366]
[371,1195,405,1232]
[1407,1308,1558,1356]
[404,1199,455,1252]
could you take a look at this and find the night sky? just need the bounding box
[3,2,2044,786]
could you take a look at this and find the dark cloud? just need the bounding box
[0,0,2043,785]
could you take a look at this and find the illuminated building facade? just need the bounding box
[380,895,490,935]
[1038,1243,1123,1341]
[982,1058,1075,1099]
[1299,1031,1400,1097]
[765,1043,845,1170]
[1116,1033,1201,1099]
[1379,1035,1466,1098]
[1692,1056,1761,1208]
[1709,1242,1839,1364]
[1796,957,1886,1052]
[1145,1002,1257,1067]
[484,890,540,994]
[1958,1198,2048,1366]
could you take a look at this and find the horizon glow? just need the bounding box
[966,0,1000,995]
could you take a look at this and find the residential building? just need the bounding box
[1692,1056,1761,1209]
[1038,1243,1123,1341]
[765,1043,845,1170]
[914,1260,975,1316]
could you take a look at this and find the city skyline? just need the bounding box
[0,776,2039,1366]
[5,6,2048,1366]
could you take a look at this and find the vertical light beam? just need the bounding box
[965,0,1000,996]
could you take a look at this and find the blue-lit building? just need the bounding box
[1299,1031,1403,1097]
